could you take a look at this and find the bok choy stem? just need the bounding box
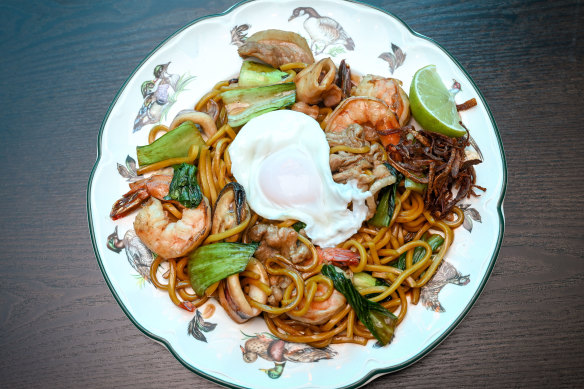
[221,82,296,127]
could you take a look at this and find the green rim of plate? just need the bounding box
[87,0,508,387]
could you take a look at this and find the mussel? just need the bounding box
[212,182,250,242]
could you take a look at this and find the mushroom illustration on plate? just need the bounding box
[289,7,354,55]
[240,332,336,379]
[420,261,470,312]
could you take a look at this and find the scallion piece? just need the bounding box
[352,272,385,292]
[391,233,444,270]
[405,177,427,194]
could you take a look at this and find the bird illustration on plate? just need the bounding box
[289,7,354,56]
[132,62,195,132]
[107,226,155,285]
[240,332,336,379]
[420,261,470,312]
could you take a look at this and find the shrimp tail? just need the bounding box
[110,188,149,220]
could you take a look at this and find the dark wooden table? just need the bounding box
[1,0,582,387]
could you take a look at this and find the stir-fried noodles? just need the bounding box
[110,30,482,348]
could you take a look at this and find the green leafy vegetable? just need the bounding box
[352,272,386,292]
[238,61,290,87]
[221,82,296,127]
[413,234,444,264]
[292,221,306,232]
[136,120,206,167]
[322,264,397,346]
[163,163,202,208]
[369,163,404,227]
[188,242,258,296]
[405,177,427,194]
[391,233,444,270]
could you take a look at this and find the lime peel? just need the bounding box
[409,65,466,138]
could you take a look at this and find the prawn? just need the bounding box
[286,282,346,325]
[352,74,411,127]
[324,97,401,147]
[134,196,211,259]
[110,174,173,220]
[316,247,361,267]
[110,171,212,258]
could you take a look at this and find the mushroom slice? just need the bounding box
[238,29,315,69]
[219,258,269,323]
[212,182,250,242]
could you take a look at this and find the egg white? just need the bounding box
[228,110,370,248]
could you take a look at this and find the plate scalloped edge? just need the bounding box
[87,0,508,388]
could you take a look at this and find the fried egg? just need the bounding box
[228,110,369,247]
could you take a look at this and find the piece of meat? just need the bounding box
[248,223,310,265]
[326,124,396,218]
[332,159,375,191]
[238,29,315,68]
[267,274,292,306]
[326,123,367,148]
[291,102,319,120]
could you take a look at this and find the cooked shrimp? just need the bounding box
[134,196,211,258]
[110,174,172,220]
[286,283,346,325]
[324,96,401,146]
[317,247,361,267]
[352,74,411,127]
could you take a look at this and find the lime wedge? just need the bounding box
[409,65,466,137]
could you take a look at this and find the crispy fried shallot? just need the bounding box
[456,98,478,111]
[386,126,484,218]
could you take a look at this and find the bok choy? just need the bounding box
[322,264,397,346]
[369,163,404,227]
[163,163,202,209]
[188,242,258,296]
[238,61,290,87]
[136,120,206,167]
[221,82,296,127]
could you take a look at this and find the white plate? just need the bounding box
[88,0,507,387]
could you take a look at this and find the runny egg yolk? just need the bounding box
[259,145,322,208]
[228,109,370,248]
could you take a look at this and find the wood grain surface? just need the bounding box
[0,0,582,388]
